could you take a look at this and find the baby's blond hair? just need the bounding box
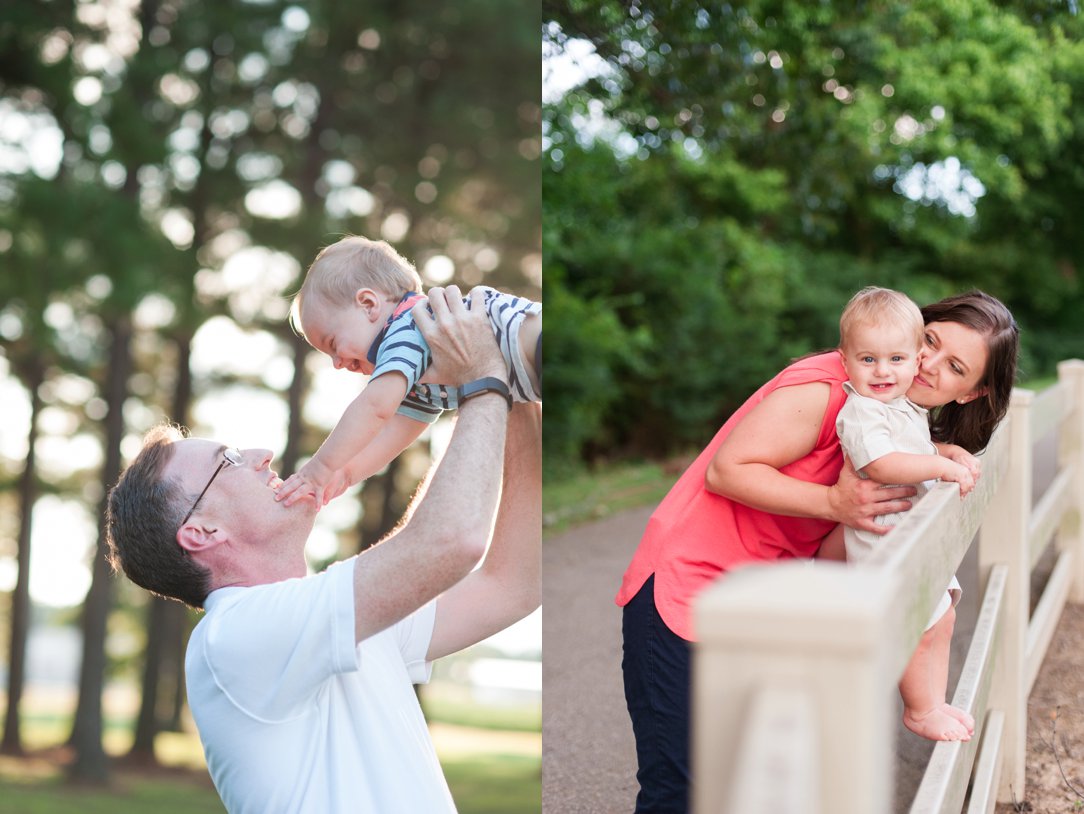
[839,286,924,350]
[290,236,423,337]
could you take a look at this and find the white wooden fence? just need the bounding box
[693,359,1084,814]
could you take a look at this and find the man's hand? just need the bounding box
[412,286,505,385]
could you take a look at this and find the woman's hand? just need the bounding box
[827,458,918,534]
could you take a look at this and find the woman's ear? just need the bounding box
[957,386,989,405]
[354,288,382,320]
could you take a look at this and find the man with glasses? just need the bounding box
[106,287,540,813]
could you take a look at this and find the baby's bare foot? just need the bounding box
[941,703,975,735]
[903,706,972,742]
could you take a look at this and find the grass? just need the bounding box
[423,681,541,733]
[0,755,223,814]
[442,751,540,814]
[0,690,540,814]
[542,458,684,536]
[432,723,541,814]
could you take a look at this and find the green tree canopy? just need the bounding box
[544,0,1084,471]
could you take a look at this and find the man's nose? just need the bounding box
[333,356,344,370]
[242,448,275,468]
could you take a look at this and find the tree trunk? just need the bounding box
[128,331,194,760]
[279,80,328,481]
[162,604,188,732]
[0,358,44,755]
[281,331,308,478]
[69,316,132,783]
[357,456,403,553]
[127,597,168,762]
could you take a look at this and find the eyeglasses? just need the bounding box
[181,447,243,526]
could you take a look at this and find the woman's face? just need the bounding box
[906,320,989,409]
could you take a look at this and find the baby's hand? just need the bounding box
[943,445,981,483]
[275,472,315,507]
[320,469,351,506]
[276,458,336,507]
[941,460,976,498]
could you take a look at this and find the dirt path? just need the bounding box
[999,602,1084,813]
[543,435,1070,813]
[542,505,652,814]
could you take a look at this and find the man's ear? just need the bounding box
[354,288,382,320]
[177,522,226,555]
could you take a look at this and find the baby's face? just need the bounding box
[840,322,921,404]
[302,299,380,375]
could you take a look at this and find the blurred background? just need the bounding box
[543,0,1084,502]
[0,1,539,812]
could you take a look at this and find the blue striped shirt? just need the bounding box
[366,287,541,423]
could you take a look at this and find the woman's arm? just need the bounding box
[706,382,917,533]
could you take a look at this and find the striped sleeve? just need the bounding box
[396,390,444,424]
[481,288,542,403]
[370,315,430,392]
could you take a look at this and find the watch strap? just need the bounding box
[458,376,513,411]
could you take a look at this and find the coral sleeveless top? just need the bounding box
[615,352,849,641]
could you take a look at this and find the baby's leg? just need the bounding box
[899,605,971,741]
[929,604,974,735]
[517,312,542,397]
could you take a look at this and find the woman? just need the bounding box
[616,290,1019,813]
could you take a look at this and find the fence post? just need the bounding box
[978,388,1032,803]
[693,563,895,814]
[1058,360,1084,602]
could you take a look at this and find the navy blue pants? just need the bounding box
[621,575,692,813]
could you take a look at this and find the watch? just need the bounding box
[458,377,513,411]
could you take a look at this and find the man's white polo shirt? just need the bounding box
[185,559,456,813]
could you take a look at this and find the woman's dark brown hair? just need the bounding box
[106,424,213,609]
[922,290,1019,454]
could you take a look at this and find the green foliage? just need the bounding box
[542,265,636,468]
[544,0,1084,468]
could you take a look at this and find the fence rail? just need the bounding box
[693,359,1084,814]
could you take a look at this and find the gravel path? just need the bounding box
[542,435,1058,813]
